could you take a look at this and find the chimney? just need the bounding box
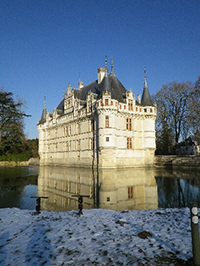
[137,94,141,104]
[98,67,107,84]
[78,81,84,89]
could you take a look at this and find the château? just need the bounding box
[38,63,156,168]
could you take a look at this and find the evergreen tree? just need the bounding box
[0,89,29,155]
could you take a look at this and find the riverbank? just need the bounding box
[0,158,39,167]
[0,156,199,169]
[0,207,194,265]
[155,155,200,169]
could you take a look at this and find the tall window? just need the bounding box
[105,115,109,128]
[126,118,132,131]
[128,99,133,111]
[90,138,94,150]
[128,186,133,199]
[127,137,132,149]
[77,123,81,134]
[105,99,109,106]
[77,140,80,151]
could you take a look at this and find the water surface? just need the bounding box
[0,165,199,211]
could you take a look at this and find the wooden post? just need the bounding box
[31,196,48,213]
[190,203,200,266]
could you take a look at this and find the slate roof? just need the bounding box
[39,105,47,124]
[39,68,154,123]
[141,79,153,106]
[57,72,127,112]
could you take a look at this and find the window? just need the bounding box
[90,120,95,132]
[127,137,132,149]
[105,99,108,106]
[90,138,94,150]
[77,140,80,151]
[128,99,133,111]
[111,101,113,106]
[144,108,147,112]
[77,123,81,134]
[76,183,80,194]
[126,118,132,131]
[107,197,110,202]
[105,115,109,128]
[128,186,133,199]
[66,142,68,151]
[106,137,109,142]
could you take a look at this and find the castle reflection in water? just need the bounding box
[38,167,158,212]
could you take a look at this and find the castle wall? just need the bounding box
[38,102,156,168]
[38,71,156,168]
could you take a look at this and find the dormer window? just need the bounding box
[105,99,108,106]
[128,99,133,111]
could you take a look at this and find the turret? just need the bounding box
[141,68,153,106]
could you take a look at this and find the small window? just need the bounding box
[106,137,109,142]
[105,115,109,128]
[127,137,132,149]
[144,108,147,112]
[126,118,132,131]
[107,197,110,202]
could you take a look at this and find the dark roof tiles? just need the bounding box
[56,69,153,113]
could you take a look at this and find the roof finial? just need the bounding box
[144,67,147,88]
[105,55,108,71]
[44,96,46,108]
[111,57,114,73]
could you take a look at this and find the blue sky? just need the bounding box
[1,0,200,139]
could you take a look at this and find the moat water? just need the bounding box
[0,165,199,211]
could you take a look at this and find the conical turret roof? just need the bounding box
[141,69,153,106]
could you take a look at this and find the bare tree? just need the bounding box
[153,80,198,154]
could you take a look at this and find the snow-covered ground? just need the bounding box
[0,208,196,265]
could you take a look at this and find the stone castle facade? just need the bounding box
[38,65,156,168]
